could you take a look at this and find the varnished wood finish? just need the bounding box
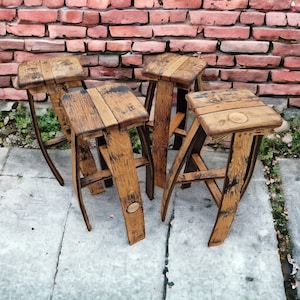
[16,56,103,195]
[61,83,154,245]
[142,53,206,188]
[161,88,282,247]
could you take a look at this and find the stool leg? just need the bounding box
[27,92,64,186]
[161,119,202,221]
[144,81,156,115]
[208,132,255,247]
[104,128,145,245]
[152,80,174,188]
[72,132,92,231]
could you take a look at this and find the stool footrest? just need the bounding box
[44,135,68,148]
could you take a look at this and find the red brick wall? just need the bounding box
[0,0,300,105]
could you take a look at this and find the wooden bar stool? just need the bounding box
[61,83,154,245]
[160,89,282,247]
[142,53,206,188]
[16,56,103,195]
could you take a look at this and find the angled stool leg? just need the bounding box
[104,128,145,245]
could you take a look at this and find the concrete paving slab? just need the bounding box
[279,158,300,297]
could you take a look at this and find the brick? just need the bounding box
[0,76,10,87]
[0,88,27,101]
[170,39,217,52]
[204,26,249,39]
[0,63,18,75]
[18,9,58,23]
[289,98,300,107]
[0,9,16,21]
[253,28,300,41]
[284,57,300,69]
[287,13,300,27]
[90,66,132,80]
[162,0,202,9]
[0,39,24,50]
[203,81,232,91]
[2,0,22,6]
[258,84,300,96]
[7,24,45,37]
[48,25,86,38]
[111,0,131,8]
[0,52,13,62]
[134,0,161,8]
[232,82,258,94]
[25,39,65,52]
[290,1,300,12]
[0,23,6,35]
[83,11,100,25]
[221,41,269,53]
[149,10,187,24]
[199,54,216,66]
[60,10,83,23]
[249,0,291,10]
[87,25,108,38]
[190,11,239,25]
[272,70,300,82]
[87,0,110,9]
[42,0,64,8]
[273,42,300,56]
[121,53,143,66]
[203,0,248,10]
[101,10,148,24]
[66,39,86,52]
[107,40,132,52]
[98,54,119,67]
[79,55,99,66]
[153,25,198,37]
[236,55,281,68]
[24,0,42,6]
[240,11,265,26]
[14,51,59,63]
[66,0,87,7]
[132,41,166,53]
[203,68,219,81]
[110,25,152,38]
[221,69,269,82]
[87,40,106,52]
[266,12,287,26]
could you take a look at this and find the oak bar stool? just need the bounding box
[61,83,154,245]
[142,53,207,188]
[16,56,103,195]
[160,89,282,247]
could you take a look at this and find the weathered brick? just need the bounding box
[199,54,216,66]
[101,10,148,24]
[273,42,300,56]
[204,26,249,39]
[203,0,248,10]
[79,55,99,66]
[236,55,281,68]
[190,11,239,25]
[134,0,161,8]
[203,68,219,81]
[149,10,187,24]
[253,28,300,41]
[266,12,287,26]
[110,25,152,38]
[287,13,300,27]
[290,0,300,12]
[25,39,65,52]
[18,9,58,23]
[233,82,258,94]
[249,0,291,10]
[289,97,300,107]
[203,81,232,91]
[0,62,18,75]
[0,76,11,87]
[162,0,202,9]
[87,25,108,38]
[48,25,86,38]
[121,53,143,66]
[60,10,83,23]
[24,0,42,6]
[170,39,217,52]
[66,0,87,7]
[153,25,198,37]
[66,40,86,52]
[7,24,45,37]
[284,57,300,69]
[2,0,22,7]
[87,0,110,9]
[87,40,106,52]
[0,51,13,62]
[240,11,265,26]
[0,9,16,21]
[42,0,64,8]
[0,39,23,51]
[83,11,99,25]
[98,54,119,67]
[272,70,300,82]
[258,84,300,96]
[221,69,269,82]
[0,88,27,101]
[132,41,166,53]
[111,0,131,8]
[14,51,58,62]
[90,65,132,80]
[0,23,6,35]
[221,41,269,53]
[107,40,132,52]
